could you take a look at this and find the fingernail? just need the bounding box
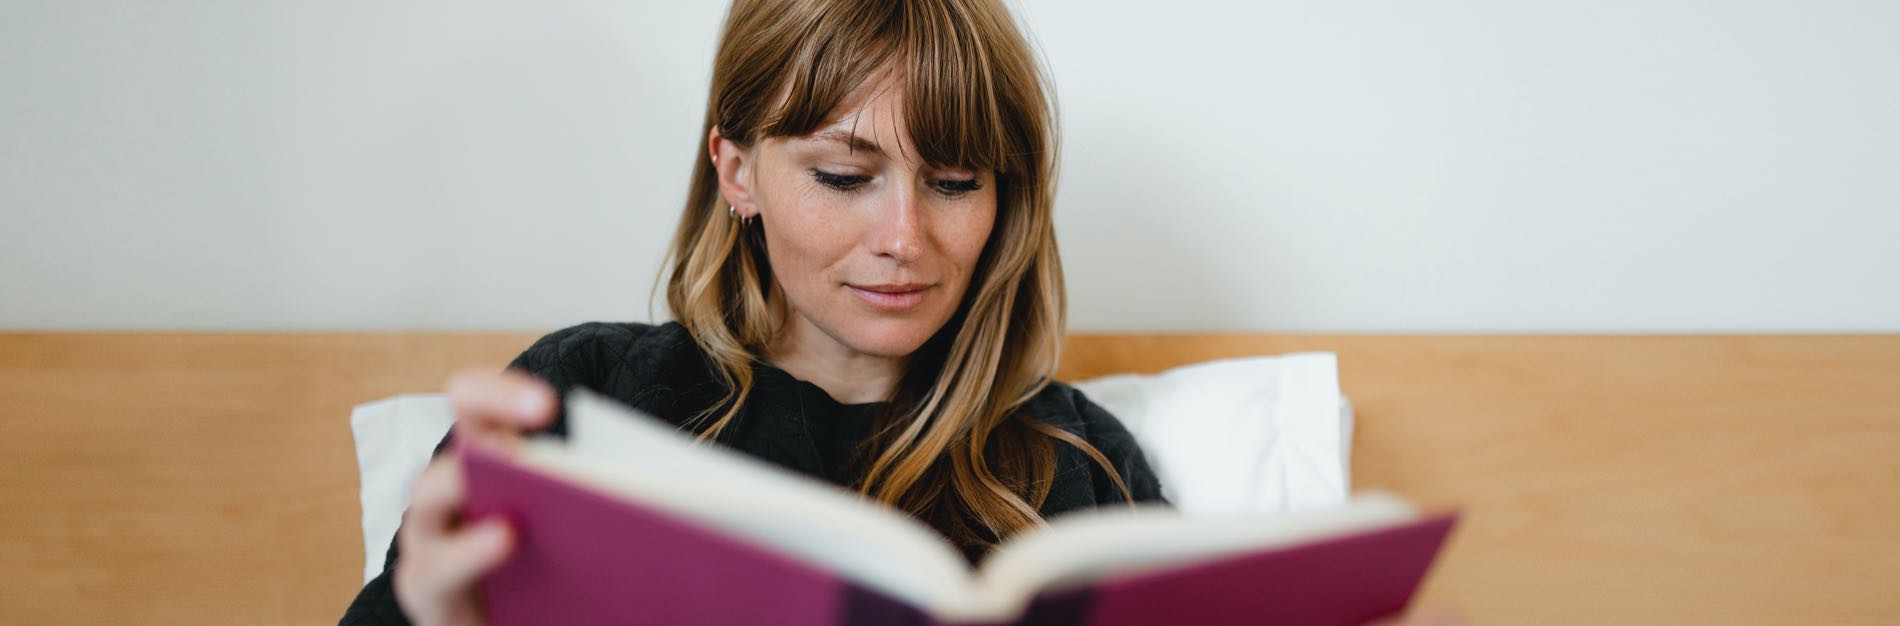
[516,389,544,416]
[480,516,516,545]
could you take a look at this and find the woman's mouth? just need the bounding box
[847,283,931,311]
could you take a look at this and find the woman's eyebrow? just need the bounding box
[813,129,886,158]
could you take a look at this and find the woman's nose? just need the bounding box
[870,189,925,264]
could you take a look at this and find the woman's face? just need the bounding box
[713,78,998,360]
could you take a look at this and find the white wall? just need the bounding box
[3,1,1895,331]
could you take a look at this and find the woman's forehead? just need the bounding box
[820,64,909,137]
[814,83,923,162]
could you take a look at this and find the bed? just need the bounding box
[1,332,1895,624]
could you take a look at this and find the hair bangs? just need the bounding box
[757,2,897,140]
[898,0,1022,176]
[752,0,1029,177]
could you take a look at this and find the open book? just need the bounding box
[461,389,1458,626]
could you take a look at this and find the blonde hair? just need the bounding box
[665,0,1131,555]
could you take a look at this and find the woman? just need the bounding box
[344,1,1457,624]
[342,0,1162,624]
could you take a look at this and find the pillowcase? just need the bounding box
[349,394,454,583]
[348,353,1351,583]
[1070,352,1352,516]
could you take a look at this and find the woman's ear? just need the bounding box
[709,127,758,219]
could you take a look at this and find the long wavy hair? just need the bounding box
[664,0,1131,556]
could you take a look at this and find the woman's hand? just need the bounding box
[392,370,557,626]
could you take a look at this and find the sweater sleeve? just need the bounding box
[337,322,637,626]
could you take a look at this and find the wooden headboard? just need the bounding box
[2,332,1896,624]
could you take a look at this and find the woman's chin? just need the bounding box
[838,319,942,359]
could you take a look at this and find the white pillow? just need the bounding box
[348,354,1351,582]
[1070,352,1352,516]
[349,394,455,583]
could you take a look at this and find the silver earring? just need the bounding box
[728,204,753,228]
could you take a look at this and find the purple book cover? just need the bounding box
[461,447,1458,626]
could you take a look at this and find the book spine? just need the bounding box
[836,583,938,626]
[835,584,1097,626]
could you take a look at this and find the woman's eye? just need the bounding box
[811,169,982,196]
[811,169,871,192]
[934,178,983,196]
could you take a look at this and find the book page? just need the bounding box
[526,389,978,615]
[962,493,1418,617]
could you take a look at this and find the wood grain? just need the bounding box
[2,332,1896,624]
[1062,335,1900,624]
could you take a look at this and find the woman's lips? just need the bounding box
[848,283,931,310]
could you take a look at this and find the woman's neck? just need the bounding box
[764,312,904,405]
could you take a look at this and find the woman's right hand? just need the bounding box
[392,369,558,626]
